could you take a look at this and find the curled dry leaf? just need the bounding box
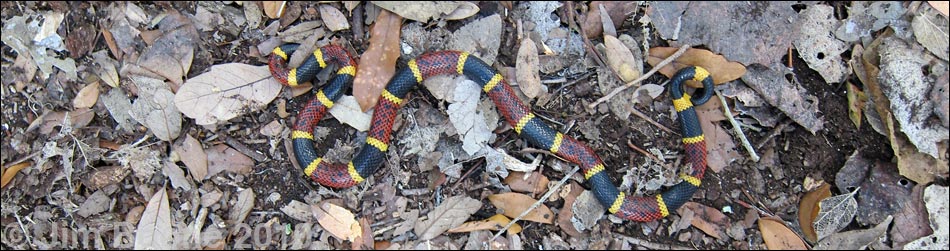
[1,161,31,189]
[488,192,554,224]
[174,63,281,125]
[353,9,402,111]
[448,214,522,235]
[504,171,549,195]
[647,47,747,88]
[759,216,808,250]
[846,82,867,129]
[799,182,831,243]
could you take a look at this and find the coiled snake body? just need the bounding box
[269,44,713,222]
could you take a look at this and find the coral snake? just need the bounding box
[269,43,713,222]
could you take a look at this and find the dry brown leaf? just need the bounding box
[174,63,281,125]
[504,171,549,195]
[73,81,100,109]
[799,182,831,243]
[448,214,522,235]
[647,47,747,88]
[846,81,867,129]
[81,165,130,190]
[680,202,730,240]
[488,192,554,224]
[320,4,350,31]
[372,1,477,22]
[556,182,585,237]
[516,37,542,99]
[206,144,254,178]
[1,161,31,189]
[134,187,173,250]
[414,195,482,240]
[26,108,95,134]
[353,10,402,111]
[759,216,808,250]
[174,134,208,181]
[128,12,198,87]
[263,1,287,19]
[582,1,636,38]
[604,35,640,82]
[930,1,950,17]
[229,189,256,225]
[696,105,739,173]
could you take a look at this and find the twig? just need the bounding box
[223,135,268,162]
[589,44,691,109]
[626,139,675,171]
[630,107,675,134]
[715,90,759,162]
[616,233,694,250]
[489,166,580,244]
[755,118,793,150]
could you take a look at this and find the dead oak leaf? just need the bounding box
[353,9,401,111]
[647,47,746,88]
[174,63,281,126]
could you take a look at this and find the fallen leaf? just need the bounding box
[73,81,100,109]
[740,64,824,134]
[903,185,949,249]
[931,1,950,17]
[556,182,585,237]
[795,4,849,83]
[605,35,641,83]
[26,108,95,135]
[598,2,617,37]
[128,12,198,86]
[263,1,287,19]
[447,80,494,155]
[101,88,138,133]
[130,77,182,141]
[912,5,949,61]
[277,21,325,44]
[815,216,892,250]
[134,187,173,250]
[846,82,867,129]
[260,120,283,137]
[647,47,747,88]
[681,202,730,240]
[372,1,477,23]
[504,171,549,195]
[649,2,798,67]
[319,4,350,31]
[814,188,859,242]
[696,106,739,173]
[582,2,636,38]
[516,37,542,99]
[448,214,522,235]
[206,144,254,178]
[834,2,904,43]
[1,161,31,189]
[162,160,192,191]
[447,14,502,65]
[835,151,915,226]
[799,182,831,242]
[80,165,130,190]
[174,63,282,125]
[891,184,935,248]
[759,216,808,250]
[353,9,401,111]
[229,188,255,225]
[570,190,604,232]
[414,195,481,240]
[281,200,314,222]
[173,134,208,181]
[488,192,554,224]
[327,96,373,131]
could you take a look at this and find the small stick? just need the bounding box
[755,118,794,150]
[626,139,674,170]
[589,44,691,109]
[223,135,268,162]
[630,107,676,134]
[715,90,759,162]
[489,166,580,243]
